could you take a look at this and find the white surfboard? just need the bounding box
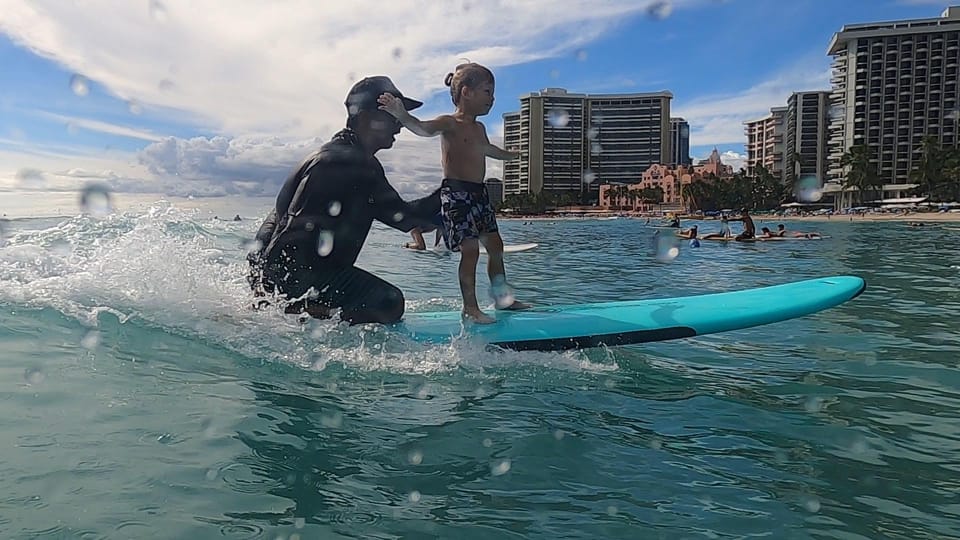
[405,242,539,256]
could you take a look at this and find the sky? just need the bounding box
[0,0,954,211]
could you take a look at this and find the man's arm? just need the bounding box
[378,94,455,137]
[370,176,439,232]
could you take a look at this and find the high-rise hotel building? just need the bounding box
[827,6,960,186]
[502,88,672,197]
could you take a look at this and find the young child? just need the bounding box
[378,63,529,323]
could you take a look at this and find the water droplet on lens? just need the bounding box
[408,449,423,465]
[802,495,821,513]
[490,458,511,476]
[148,0,168,22]
[70,74,89,96]
[15,168,45,185]
[850,438,869,455]
[804,396,824,413]
[294,518,305,529]
[653,232,680,262]
[828,104,844,121]
[50,239,72,256]
[304,222,315,232]
[482,437,492,448]
[646,0,673,20]
[128,100,143,115]
[576,49,588,61]
[205,468,218,481]
[317,231,334,257]
[587,126,599,140]
[592,142,603,154]
[549,69,560,80]
[320,411,343,428]
[24,367,45,385]
[158,79,175,92]
[547,109,570,127]
[490,275,515,309]
[392,47,403,59]
[553,429,565,440]
[582,170,597,184]
[606,505,619,516]
[79,184,113,218]
[81,330,100,350]
[649,438,663,450]
[241,239,263,253]
[392,212,404,222]
[408,490,421,503]
[795,175,823,202]
[328,201,342,216]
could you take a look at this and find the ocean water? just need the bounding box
[1,202,959,539]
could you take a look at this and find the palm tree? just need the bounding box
[840,145,882,206]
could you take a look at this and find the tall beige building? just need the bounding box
[785,91,831,184]
[502,88,672,198]
[827,6,960,187]
[743,106,786,179]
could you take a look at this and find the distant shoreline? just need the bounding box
[498,212,960,223]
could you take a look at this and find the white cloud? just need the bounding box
[673,56,831,148]
[0,0,704,200]
[0,0,692,138]
[31,110,165,142]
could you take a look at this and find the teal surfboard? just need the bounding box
[396,276,866,351]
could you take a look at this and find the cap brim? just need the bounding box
[401,97,423,111]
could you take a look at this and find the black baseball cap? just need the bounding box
[345,76,423,116]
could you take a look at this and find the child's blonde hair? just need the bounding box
[444,63,495,106]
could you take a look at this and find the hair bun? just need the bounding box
[444,73,454,86]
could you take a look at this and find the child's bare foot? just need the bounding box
[499,300,532,311]
[463,307,496,324]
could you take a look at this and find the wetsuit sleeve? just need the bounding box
[370,176,439,232]
[247,208,278,264]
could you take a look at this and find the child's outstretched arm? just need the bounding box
[480,127,519,161]
[378,93,453,137]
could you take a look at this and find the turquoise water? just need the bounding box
[2,203,959,539]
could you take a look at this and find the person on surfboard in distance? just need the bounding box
[727,208,756,241]
[379,62,530,324]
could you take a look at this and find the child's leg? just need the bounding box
[458,238,494,323]
[480,231,530,311]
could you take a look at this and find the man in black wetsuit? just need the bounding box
[247,76,440,324]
